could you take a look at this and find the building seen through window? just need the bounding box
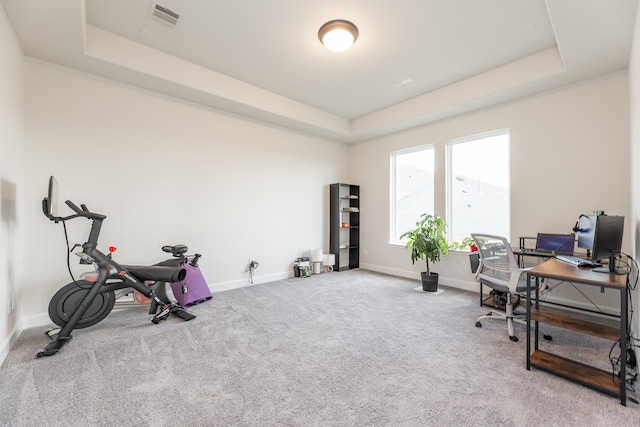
[390,130,509,246]
[448,130,510,244]
[390,146,434,243]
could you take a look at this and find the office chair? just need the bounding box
[471,233,551,342]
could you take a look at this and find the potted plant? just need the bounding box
[451,235,480,271]
[400,213,449,292]
[451,235,477,252]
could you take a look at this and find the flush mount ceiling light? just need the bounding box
[318,19,359,53]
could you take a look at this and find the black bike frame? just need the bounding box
[38,190,190,357]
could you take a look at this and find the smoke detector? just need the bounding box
[149,3,182,29]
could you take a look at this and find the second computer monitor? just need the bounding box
[576,214,597,252]
[591,215,624,262]
[576,214,625,274]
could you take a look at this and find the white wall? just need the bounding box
[21,59,349,326]
[0,4,24,361]
[351,73,631,315]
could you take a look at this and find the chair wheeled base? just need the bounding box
[475,289,552,342]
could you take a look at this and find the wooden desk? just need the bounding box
[525,259,628,405]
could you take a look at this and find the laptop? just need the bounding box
[534,233,575,256]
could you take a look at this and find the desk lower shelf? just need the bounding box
[530,307,619,341]
[529,350,621,397]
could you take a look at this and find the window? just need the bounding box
[390,145,434,243]
[447,130,510,244]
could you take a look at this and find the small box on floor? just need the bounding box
[293,257,312,278]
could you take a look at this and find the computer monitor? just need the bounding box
[590,215,625,274]
[576,214,596,252]
[42,176,59,220]
[535,233,575,255]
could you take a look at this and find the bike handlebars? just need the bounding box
[64,200,107,221]
[42,197,106,222]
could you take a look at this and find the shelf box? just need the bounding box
[330,183,360,271]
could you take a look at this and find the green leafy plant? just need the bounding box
[451,235,476,251]
[400,214,449,276]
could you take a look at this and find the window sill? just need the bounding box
[388,242,407,248]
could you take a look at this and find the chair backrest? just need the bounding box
[471,233,522,294]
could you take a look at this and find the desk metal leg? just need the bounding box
[620,287,627,405]
[526,272,531,370]
[526,273,541,371]
[534,276,540,351]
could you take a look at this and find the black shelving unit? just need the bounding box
[329,183,359,271]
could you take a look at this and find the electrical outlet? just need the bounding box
[247,259,259,285]
[7,293,14,313]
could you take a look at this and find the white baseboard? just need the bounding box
[22,312,51,330]
[359,263,622,317]
[17,270,294,333]
[359,263,479,292]
[0,321,23,366]
[210,271,291,292]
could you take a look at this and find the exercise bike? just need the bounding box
[37,176,196,358]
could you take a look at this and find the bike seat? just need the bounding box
[161,245,188,257]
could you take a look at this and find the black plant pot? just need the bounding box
[469,252,480,273]
[421,272,439,292]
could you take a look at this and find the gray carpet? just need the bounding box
[1,270,639,426]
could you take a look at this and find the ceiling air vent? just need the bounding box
[149,3,182,28]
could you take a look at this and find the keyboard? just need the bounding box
[555,255,601,267]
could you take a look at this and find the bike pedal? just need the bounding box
[171,308,196,321]
[152,313,170,324]
[151,306,171,324]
